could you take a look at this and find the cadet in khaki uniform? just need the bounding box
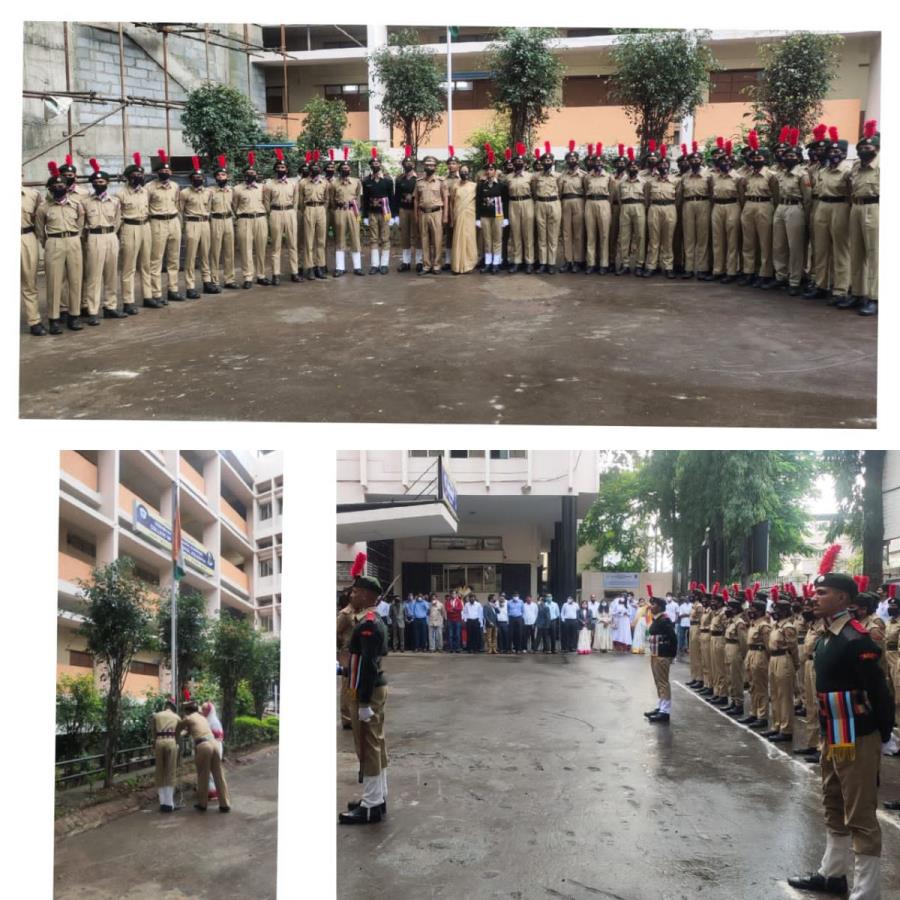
[846,121,879,316]
[708,592,729,704]
[505,144,535,274]
[232,153,270,288]
[338,573,390,825]
[362,149,395,274]
[685,585,705,687]
[708,145,741,282]
[332,155,364,277]
[533,146,561,274]
[146,149,182,304]
[615,149,647,276]
[678,144,712,279]
[739,592,772,727]
[264,149,300,285]
[644,592,678,724]
[805,128,852,303]
[476,156,508,273]
[764,591,798,743]
[117,154,150,313]
[179,157,217,299]
[608,147,628,272]
[723,591,749,715]
[36,163,85,334]
[151,698,180,812]
[295,159,311,275]
[796,587,826,756]
[558,142,586,272]
[582,145,612,274]
[337,590,356,729]
[697,592,714,694]
[737,131,778,287]
[394,147,420,272]
[21,183,44,335]
[210,157,238,290]
[299,155,329,280]
[643,148,678,278]
[180,701,231,812]
[413,156,447,276]
[55,156,90,321]
[803,126,829,287]
[769,133,811,295]
[82,160,122,324]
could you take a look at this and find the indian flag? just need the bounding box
[172,482,185,581]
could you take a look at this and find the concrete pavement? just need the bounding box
[54,747,278,900]
[19,271,876,426]
[336,652,900,900]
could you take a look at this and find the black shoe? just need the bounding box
[224,282,240,289]
[793,747,818,755]
[721,703,736,713]
[85,314,100,326]
[369,266,379,275]
[67,316,83,331]
[342,722,352,731]
[786,873,848,895]
[806,751,821,764]
[759,277,776,290]
[304,270,315,281]
[615,266,627,275]
[491,264,501,274]
[858,298,878,316]
[186,289,200,299]
[442,263,451,271]
[315,268,327,280]
[257,277,271,286]
[558,261,570,273]
[571,262,582,273]
[219,806,230,813]
[354,268,364,276]
[680,270,694,280]
[736,715,757,725]
[478,264,489,274]
[144,297,164,308]
[338,804,383,825]
[270,275,280,286]
[417,267,429,276]
[380,265,389,275]
[29,323,47,336]
[203,282,221,294]
[243,280,253,289]
[415,263,424,273]
[727,707,745,718]
[397,262,411,272]
[761,729,782,739]
[346,800,387,814]
[642,267,654,277]
[644,708,661,718]
[194,804,207,812]
[598,266,608,274]
[665,270,675,279]
[525,264,534,274]
[168,291,185,302]
[833,294,858,309]
[711,697,729,706]
[48,318,63,335]
[768,733,793,744]
[508,263,520,274]
[737,275,753,287]
[123,303,139,315]
[333,269,345,278]
[547,266,557,274]
[634,266,645,277]
[102,307,126,319]
[749,719,769,730]
[290,273,302,283]
[647,712,670,724]
[883,800,900,811]
[789,285,802,296]
[803,286,826,300]
[536,264,546,274]
[719,274,734,284]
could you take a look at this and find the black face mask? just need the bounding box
[627,168,638,177]
[130,175,144,187]
[657,167,669,177]
[245,174,256,184]
[158,172,170,182]
[718,160,731,172]
[191,177,204,187]
[514,161,524,171]
[65,175,76,186]
[310,168,320,178]
[93,182,107,194]
[858,148,876,162]
[690,162,702,172]
[802,609,815,622]
[828,154,841,167]
[371,164,381,173]
[276,168,287,179]
[542,163,552,172]
[460,172,469,181]
[340,169,350,179]
[751,160,764,170]
[216,177,228,187]
[424,166,435,176]
[51,185,67,199]
[403,162,413,172]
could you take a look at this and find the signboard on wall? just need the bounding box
[603,572,640,590]
[133,501,216,577]
[438,457,459,516]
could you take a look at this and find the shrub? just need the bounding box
[231,715,278,747]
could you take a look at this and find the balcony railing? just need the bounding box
[221,558,250,592]
[220,498,249,536]
[179,457,206,497]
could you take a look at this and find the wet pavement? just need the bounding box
[54,747,278,899]
[19,268,876,426]
[336,652,900,900]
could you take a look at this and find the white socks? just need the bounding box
[415,249,423,265]
[335,250,345,271]
[494,255,503,266]
[371,249,379,267]
[381,769,388,801]
[360,774,384,809]
[485,253,493,266]
[402,249,411,264]
[380,249,390,267]
[351,252,361,270]
[158,785,175,807]
[444,248,450,264]
[849,854,881,900]
[819,832,852,878]
[658,698,672,714]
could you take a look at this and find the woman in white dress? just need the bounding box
[592,600,613,652]
[576,600,593,654]
[202,700,225,800]
[631,600,652,654]
[611,596,633,651]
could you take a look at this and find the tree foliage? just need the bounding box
[205,614,256,751]
[78,559,155,787]
[465,116,512,173]
[247,637,281,720]
[746,32,843,145]
[297,96,349,156]
[56,674,103,757]
[157,589,210,702]
[609,30,718,154]
[180,83,263,170]
[370,29,445,157]
[486,28,565,148]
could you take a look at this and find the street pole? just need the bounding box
[446,27,453,149]
[171,477,179,703]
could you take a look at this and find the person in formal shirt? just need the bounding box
[536,596,552,653]
[412,594,430,652]
[403,594,416,650]
[507,593,525,653]
[522,594,539,652]
[444,591,464,652]
[376,595,391,628]
[561,596,580,652]
[483,595,499,654]
[576,600,593,654]
[463,594,484,653]
[497,595,511,653]
[677,596,693,655]
[545,594,561,653]
[428,594,446,652]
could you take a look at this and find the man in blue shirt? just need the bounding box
[413,594,430,651]
[545,594,560,653]
[403,594,417,650]
[507,592,525,653]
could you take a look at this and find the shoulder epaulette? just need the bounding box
[849,619,868,635]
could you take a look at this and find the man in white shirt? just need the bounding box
[665,593,679,624]
[561,596,579,652]
[523,595,539,652]
[677,595,692,655]
[463,594,484,653]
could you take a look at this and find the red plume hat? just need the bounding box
[157,148,169,166]
[350,552,367,579]
[191,155,201,172]
[818,543,842,575]
[47,160,59,178]
[132,151,142,168]
[404,144,411,158]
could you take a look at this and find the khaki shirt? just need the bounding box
[506,170,534,200]
[151,708,180,740]
[82,192,122,230]
[35,196,85,243]
[558,169,587,198]
[700,609,714,632]
[264,178,298,211]
[179,186,212,217]
[678,172,711,200]
[849,156,879,200]
[232,182,266,215]
[710,170,740,200]
[747,617,772,653]
[532,172,560,201]
[583,172,612,198]
[180,711,215,743]
[298,177,329,207]
[725,615,748,653]
[616,175,646,204]
[814,161,852,199]
[769,620,799,666]
[330,176,362,210]
[209,185,234,216]
[645,174,679,202]
[337,603,355,668]
[776,166,812,207]
[117,184,149,221]
[21,187,41,228]
[414,174,446,212]
[146,179,180,215]
[710,609,728,635]
[807,161,823,196]
[800,619,825,664]
[738,167,778,203]
[690,602,704,625]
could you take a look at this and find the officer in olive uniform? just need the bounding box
[770,131,811,295]
[476,158,508,273]
[788,572,894,899]
[739,591,773,728]
[338,573,390,825]
[846,121,879,316]
[582,145,613,274]
[506,143,535,274]
[117,153,150,313]
[644,591,678,724]
[332,155,364,277]
[146,149,183,304]
[82,159,122,324]
[678,144,712,280]
[394,147,420,272]
[151,697,181,812]
[764,589,799,744]
[413,156,447,276]
[264,149,301,285]
[21,181,44,334]
[614,149,646,276]
[178,157,217,299]
[558,142,586,272]
[444,149,461,270]
[298,154,329,280]
[362,149,396,274]
[210,157,238,290]
[737,131,778,288]
[232,153,270,288]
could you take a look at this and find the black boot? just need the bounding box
[803,285,827,300]
[346,799,387,815]
[644,708,661,718]
[719,274,734,284]
[525,264,534,274]
[67,315,83,331]
[144,297,164,307]
[584,266,596,274]
[291,273,302,283]
[491,264,501,274]
[508,263,520,274]
[647,712,670,724]
[315,267,327,280]
[546,265,557,275]
[369,265,379,275]
[737,275,754,287]
[305,269,315,281]
[168,290,185,302]
[338,804,383,825]
[748,719,769,730]
[48,318,63,335]
[333,269,345,278]
[397,262,411,272]
[665,270,675,279]
[257,277,272,286]
[415,262,424,273]
[354,268,364,276]
[123,303,139,315]
[30,323,47,336]
[103,307,127,319]
[535,264,546,274]
[758,277,776,289]
[85,314,100,326]
[224,282,240,289]
[737,715,758,725]
[186,289,200,299]
[768,732,793,744]
[243,280,253,289]
[883,800,900,811]
[786,873,848,895]
[203,282,221,294]
[270,275,280,286]
[858,298,878,316]
[681,270,695,280]
[597,266,608,275]
[380,265,389,274]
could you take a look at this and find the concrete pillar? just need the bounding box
[865,33,881,123]
[366,25,390,145]
[551,523,561,599]
[560,496,577,602]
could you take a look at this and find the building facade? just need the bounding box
[58,450,283,696]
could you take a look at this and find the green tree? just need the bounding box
[205,614,256,751]
[486,28,565,148]
[464,116,512,174]
[180,83,263,170]
[157,589,210,702]
[78,559,155,787]
[247,637,281,720]
[746,32,843,145]
[609,30,718,154]
[56,674,103,757]
[297,96,349,155]
[370,29,445,156]
[822,450,886,586]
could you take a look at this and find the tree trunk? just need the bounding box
[862,450,886,586]
[103,681,121,789]
[221,681,236,758]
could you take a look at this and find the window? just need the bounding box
[129,660,159,677]
[132,564,160,587]
[490,450,527,460]
[260,615,275,632]
[277,497,283,515]
[430,536,503,551]
[266,86,284,114]
[708,69,762,103]
[562,75,614,107]
[259,501,272,521]
[259,558,274,578]
[409,450,444,458]
[66,533,96,559]
[323,84,369,112]
[450,450,485,459]
[276,554,282,573]
[69,650,93,668]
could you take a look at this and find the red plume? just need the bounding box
[484,142,492,153]
[274,148,284,162]
[217,154,226,169]
[747,130,759,151]
[732,583,740,596]
[681,143,687,157]
[596,142,603,156]
[132,152,142,168]
[448,145,455,158]
[191,155,201,171]
[544,140,551,155]
[487,147,495,165]
[247,151,255,167]
[65,153,73,167]
[888,584,897,599]
[789,128,799,147]
[828,126,839,143]
[646,584,654,598]
[813,124,827,142]
[304,151,311,164]
[587,143,594,157]
[328,147,334,161]
[859,575,870,593]
[47,160,59,177]
[618,143,625,157]
[89,157,100,173]
[818,543,841,575]
[627,146,634,161]
[313,149,320,162]
[350,552,367,578]
[725,140,733,155]
[770,586,779,602]
[534,148,540,159]
[864,119,878,139]
[660,143,668,158]
[404,144,411,158]
[698,583,707,593]
[689,581,697,590]
[648,139,657,153]
[722,588,730,601]
[568,139,576,153]
[716,136,724,149]
[158,148,168,166]
[370,147,377,159]
[753,581,760,594]
[745,588,753,602]
[504,147,511,162]
[183,688,191,700]
[516,142,525,157]
[343,146,349,161]
[778,126,790,143]
[712,582,720,595]
[787,583,797,598]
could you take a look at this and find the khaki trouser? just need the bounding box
[700,633,712,686]
[419,210,443,272]
[119,221,151,304]
[812,201,850,294]
[768,654,795,733]
[725,642,744,702]
[746,649,769,719]
[561,198,584,263]
[618,203,646,269]
[398,206,418,249]
[195,739,230,808]
[367,213,391,252]
[711,202,741,275]
[481,216,503,258]
[334,209,361,253]
[772,204,806,286]
[149,217,182,297]
[303,207,327,269]
[268,209,298,276]
[535,200,561,265]
[740,200,774,277]
[349,684,389,778]
[296,208,305,266]
[682,199,711,273]
[485,625,497,654]
[238,215,268,281]
[849,202,878,300]
[801,659,819,748]
[84,233,119,314]
[183,220,211,289]
[340,680,353,728]
[651,656,672,701]
[45,235,83,319]
[689,624,702,680]
[712,636,728,697]
[210,217,235,284]
[584,199,611,268]
[21,232,40,325]
[646,204,677,272]
[821,730,882,856]
[609,203,621,268]
[154,738,177,788]
[507,199,535,264]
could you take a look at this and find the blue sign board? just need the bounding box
[133,501,216,577]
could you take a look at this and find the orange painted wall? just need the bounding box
[57,663,94,681]
[221,557,250,591]
[60,451,98,491]
[123,672,161,698]
[220,498,248,535]
[118,484,160,519]
[59,551,93,583]
[179,457,206,496]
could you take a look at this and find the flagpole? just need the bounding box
[446,26,453,149]
[171,476,179,705]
